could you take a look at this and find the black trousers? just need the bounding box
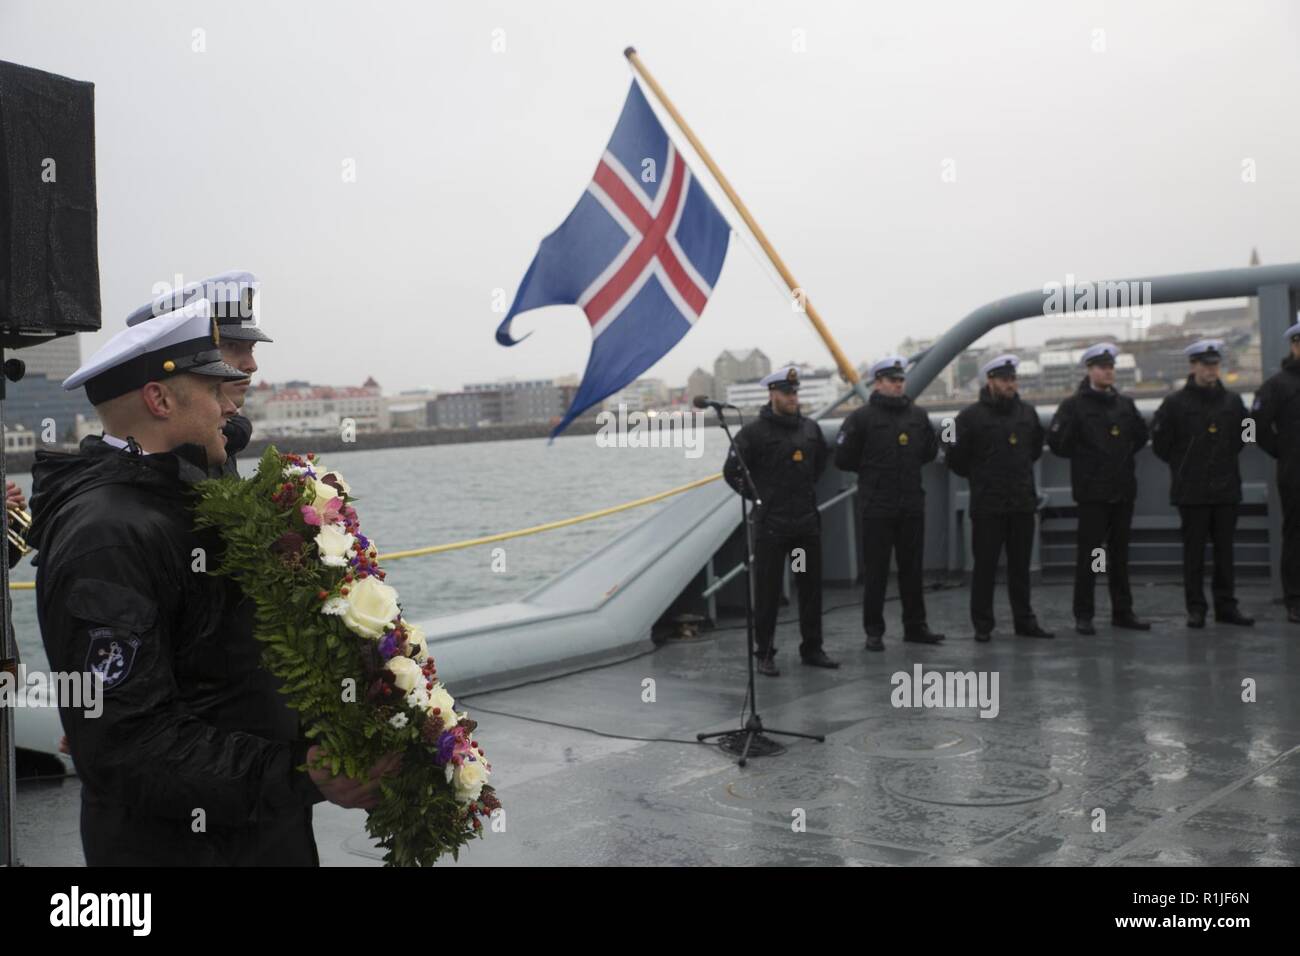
[1282,483,1300,612]
[1178,504,1239,615]
[970,511,1037,634]
[1073,500,1135,620]
[860,514,927,636]
[752,532,822,657]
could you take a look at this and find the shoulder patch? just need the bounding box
[85,630,142,691]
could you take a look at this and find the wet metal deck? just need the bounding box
[15,580,1299,867]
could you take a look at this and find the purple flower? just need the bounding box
[435,731,457,765]
[356,533,370,551]
[378,632,401,660]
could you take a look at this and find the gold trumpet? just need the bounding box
[6,504,32,556]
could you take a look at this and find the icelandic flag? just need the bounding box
[496,81,732,437]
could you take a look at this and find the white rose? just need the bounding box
[311,472,349,508]
[426,683,455,719]
[452,758,488,804]
[319,470,350,496]
[341,576,400,639]
[385,655,423,693]
[315,523,355,567]
[404,623,428,663]
[310,477,344,512]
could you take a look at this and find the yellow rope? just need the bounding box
[378,473,722,561]
[6,472,725,587]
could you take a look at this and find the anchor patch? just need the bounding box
[84,629,142,691]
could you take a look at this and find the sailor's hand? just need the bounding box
[306,745,402,810]
[6,482,25,511]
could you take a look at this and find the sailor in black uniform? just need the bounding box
[1150,339,1254,628]
[29,302,397,866]
[1252,320,1300,625]
[833,355,944,650]
[947,354,1052,642]
[1048,342,1151,635]
[724,366,836,676]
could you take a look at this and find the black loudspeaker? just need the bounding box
[0,59,101,347]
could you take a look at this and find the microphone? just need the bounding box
[692,395,735,411]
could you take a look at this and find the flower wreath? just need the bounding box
[195,447,498,866]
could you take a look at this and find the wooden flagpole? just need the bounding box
[624,47,867,395]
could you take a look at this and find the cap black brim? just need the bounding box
[191,358,254,381]
[219,324,274,343]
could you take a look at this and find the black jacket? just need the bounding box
[220,414,253,477]
[833,391,937,517]
[1151,376,1248,505]
[1253,357,1300,488]
[947,386,1045,515]
[1047,378,1149,503]
[28,436,322,866]
[724,404,828,537]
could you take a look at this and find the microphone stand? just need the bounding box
[696,403,825,767]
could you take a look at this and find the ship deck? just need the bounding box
[14,579,1299,867]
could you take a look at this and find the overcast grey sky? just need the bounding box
[3,0,1298,393]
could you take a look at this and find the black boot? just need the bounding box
[801,649,840,669]
[756,652,779,677]
[974,631,992,643]
[1289,607,1300,625]
[1112,613,1151,631]
[864,633,885,652]
[904,625,944,644]
[1075,618,1096,636]
[1215,608,1254,627]
[1186,609,1206,629]
[1015,622,1055,639]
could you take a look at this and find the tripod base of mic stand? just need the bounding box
[698,714,825,767]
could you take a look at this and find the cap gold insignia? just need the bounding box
[792,449,804,462]
[1110,424,1120,437]
[1009,432,1018,445]
[1208,423,1218,433]
[898,432,909,446]
[162,359,176,372]
[786,368,798,383]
